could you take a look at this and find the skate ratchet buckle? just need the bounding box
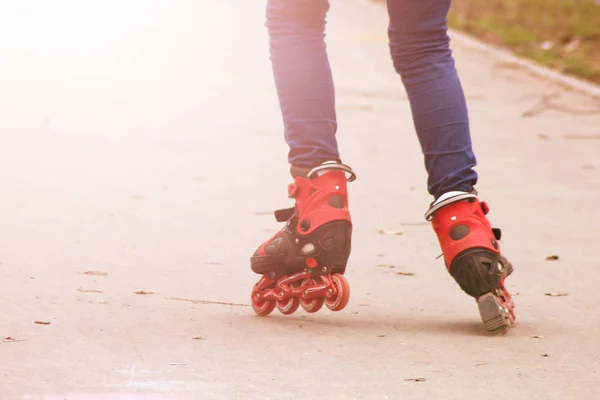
[251,269,350,317]
[477,287,516,332]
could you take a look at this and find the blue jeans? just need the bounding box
[266,0,477,199]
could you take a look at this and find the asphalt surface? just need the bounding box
[1,1,599,399]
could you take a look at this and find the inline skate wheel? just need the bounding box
[277,297,300,315]
[251,292,276,317]
[325,273,350,312]
[300,277,324,313]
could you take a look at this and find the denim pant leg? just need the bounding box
[266,0,340,169]
[387,0,478,199]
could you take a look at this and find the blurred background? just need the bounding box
[448,0,600,84]
[0,1,599,399]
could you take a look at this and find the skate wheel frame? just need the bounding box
[477,289,516,332]
[250,270,350,316]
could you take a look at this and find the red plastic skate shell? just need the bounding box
[431,197,499,272]
[290,170,351,236]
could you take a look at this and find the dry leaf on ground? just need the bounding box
[78,288,103,293]
[82,271,108,276]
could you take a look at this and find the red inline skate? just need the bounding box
[250,161,356,316]
[425,191,516,332]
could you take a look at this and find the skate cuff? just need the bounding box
[308,162,356,182]
[424,192,477,221]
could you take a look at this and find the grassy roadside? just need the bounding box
[447,0,600,84]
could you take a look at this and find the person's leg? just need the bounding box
[266,0,340,168]
[250,0,355,317]
[386,0,515,331]
[387,0,476,200]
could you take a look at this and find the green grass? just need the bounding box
[448,0,600,84]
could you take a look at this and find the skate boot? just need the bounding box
[425,191,516,332]
[250,161,356,317]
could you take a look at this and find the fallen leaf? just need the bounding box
[396,271,415,276]
[404,378,427,382]
[541,353,549,357]
[532,335,546,339]
[2,337,28,343]
[377,335,386,338]
[78,288,103,293]
[192,336,206,340]
[135,291,155,295]
[475,362,488,366]
[82,271,108,276]
[34,321,51,325]
[545,255,560,261]
[378,229,403,236]
[544,292,568,297]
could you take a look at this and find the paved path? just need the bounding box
[1,1,599,399]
